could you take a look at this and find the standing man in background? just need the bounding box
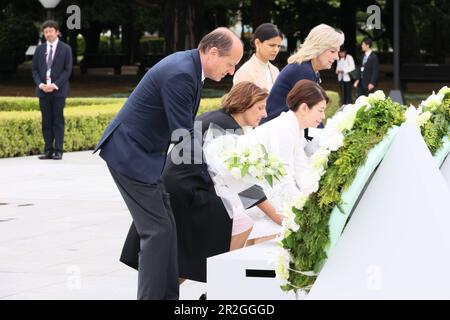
[354,37,379,97]
[32,20,73,160]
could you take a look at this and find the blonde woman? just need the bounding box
[233,23,283,92]
[263,24,344,123]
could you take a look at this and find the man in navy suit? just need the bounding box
[32,20,73,160]
[94,27,243,300]
[354,37,379,97]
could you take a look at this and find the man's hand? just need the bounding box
[41,84,55,93]
[353,80,359,88]
[368,83,375,91]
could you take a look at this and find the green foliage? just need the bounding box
[0,13,38,60]
[281,97,406,292]
[421,93,450,155]
[0,97,126,112]
[0,105,118,157]
[140,37,165,55]
[0,97,221,158]
[324,91,341,122]
[0,90,340,158]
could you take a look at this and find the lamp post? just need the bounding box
[38,0,61,20]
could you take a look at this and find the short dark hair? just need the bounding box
[251,23,283,48]
[286,79,329,112]
[362,37,372,47]
[198,28,235,56]
[41,20,59,31]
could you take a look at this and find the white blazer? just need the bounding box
[244,110,310,209]
[336,54,355,82]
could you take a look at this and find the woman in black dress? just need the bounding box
[162,82,270,283]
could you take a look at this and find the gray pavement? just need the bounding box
[0,151,205,300]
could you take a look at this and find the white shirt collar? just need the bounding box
[365,49,372,57]
[47,38,59,48]
[201,68,205,82]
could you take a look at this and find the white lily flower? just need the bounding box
[420,92,444,111]
[230,167,241,179]
[418,111,432,127]
[405,105,420,125]
[438,86,450,96]
[319,130,344,151]
[355,95,370,108]
[368,90,386,105]
[275,248,292,284]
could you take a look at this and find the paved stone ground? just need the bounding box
[0,151,205,300]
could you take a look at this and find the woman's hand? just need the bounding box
[269,213,284,225]
[257,200,284,225]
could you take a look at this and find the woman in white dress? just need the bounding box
[205,79,329,244]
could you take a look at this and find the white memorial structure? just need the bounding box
[207,123,450,300]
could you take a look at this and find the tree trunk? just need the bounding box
[251,0,272,30]
[81,23,102,54]
[340,0,357,58]
[69,30,78,65]
[287,33,297,54]
[122,23,132,64]
[164,0,203,54]
[400,2,420,63]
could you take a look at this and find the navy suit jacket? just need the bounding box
[360,52,379,88]
[32,40,72,98]
[263,61,320,123]
[94,49,203,184]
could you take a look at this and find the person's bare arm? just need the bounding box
[256,200,283,225]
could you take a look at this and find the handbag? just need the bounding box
[348,68,360,81]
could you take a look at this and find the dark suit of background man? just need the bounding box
[32,20,73,160]
[94,28,243,300]
[354,37,379,97]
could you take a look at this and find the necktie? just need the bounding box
[363,54,368,66]
[47,44,53,69]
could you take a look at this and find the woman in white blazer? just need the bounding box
[242,79,329,242]
[205,79,329,245]
[336,47,355,105]
[233,23,283,92]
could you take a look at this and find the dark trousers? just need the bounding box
[339,80,353,105]
[357,82,375,97]
[109,167,179,300]
[39,95,66,153]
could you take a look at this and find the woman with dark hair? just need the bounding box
[233,23,283,92]
[336,47,355,105]
[206,79,329,243]
[161,82,270,284]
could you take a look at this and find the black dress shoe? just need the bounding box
[53,152,63,160]
[199,292,207,300]
[38,151,53,160]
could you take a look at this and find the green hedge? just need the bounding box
[0,105,118,157]
[0,92,339,158]
[0,97,126,112]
